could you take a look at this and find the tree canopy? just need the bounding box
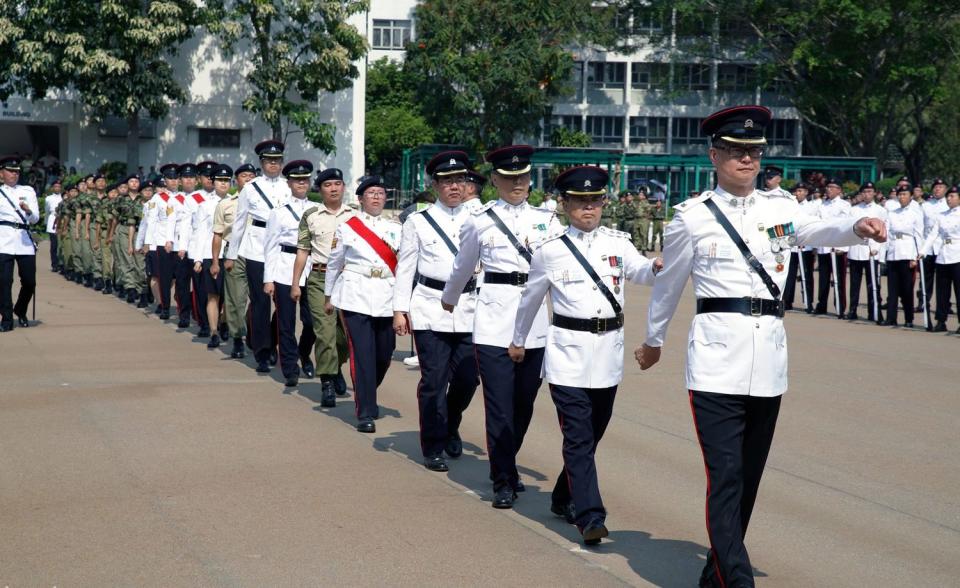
[205,0,368,153]
[364,59,433,175]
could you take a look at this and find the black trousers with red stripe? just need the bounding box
[411,330,478,458]
[476,344,543,492]
[174,253,192,322]
[341,310,395,422]
[274,283,316,378]
[189,257,208,329]
[690,390,782,588]
[550,384,617,530]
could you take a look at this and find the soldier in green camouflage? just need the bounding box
[75,180,97,287]
[635,189,652,253]
[95,183,119,294]
[616,191,639,247]
[650,198,666,252]
[601,192,619,228]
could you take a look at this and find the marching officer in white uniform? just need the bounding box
[324,176,401,432]
[919,178,949,313]
[637,105,887,588]
[188,163,227,347]
[509,166,660,545]
[0,155,39,331]
[227,140,291,373]
[264,160,316,387]
[441,145,560,509]
[919,184,960,332]
[884,185,924,327]
[45,179,63,272]
[146,163,179,318]
[848,181,887,322]
[393,150,480,473]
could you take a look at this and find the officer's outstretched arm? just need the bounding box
[511,245,550,348]
[645,213,694,350]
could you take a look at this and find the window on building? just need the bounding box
[588,62,626,90]
[586,116,624,144]
[631,62,671,90]
[372,19,412,50]
[671,117,707,145]
[674,64,711,91]
[198,128,241,149]
[629,116,669,145]
[767,119,796,146]
[632,8,664,35]
[718,64,757,92]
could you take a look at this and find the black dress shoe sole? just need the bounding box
[582,523,609,545]
[356,422,376,433]
[424,460,449,472]
[320,396,336,408]
[256,364,270,373]
[492,492,517,509]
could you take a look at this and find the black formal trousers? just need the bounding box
[475,344,544,491]
[190,258,208,328]
[690,390,782,588]
[274,282,316,379]
[781,251,800,309]
[244,259,273,362]
[341,310,396,422]
[412,329,478,458]
[0,253,15,326]
[174,254,192,322]
[156,249,175,310]
[48,234,59,270]
[550,384,617,530]
[935,262,960,323]
[815,252,847,315]
[848,258,883,320]
[886,259,915,325]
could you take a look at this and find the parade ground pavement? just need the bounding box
[2,243,958,586]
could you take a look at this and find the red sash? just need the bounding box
[159,192,170,202]
[174,194,185,204]
[191,192,205,204]
[345,216,397,274]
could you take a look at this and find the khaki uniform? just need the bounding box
[213,194,248,339]
[650,203,666,251]
[617,201,638,246]
[635,199,652,250]
[96,196,116,284]
[297,204,354,376]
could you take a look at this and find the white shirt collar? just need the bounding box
[714,185,757,209]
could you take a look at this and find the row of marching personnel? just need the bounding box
[763,169,960,333]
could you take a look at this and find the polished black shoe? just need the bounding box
[285,375,299,387]
[320,380,336,407]
[445,434,463,459]
[492,487,517,509]
[126,289,137,303]
[218,324,229,340]
[904,322,915,329]
[356,420,376,433]
[197,327,211,338]
[845,312,858,321]
[15,315,29,328]
[334,373,348,395]
[159,309,171,320]
[513,480,526,493]
[256,360,270,373]
[137,295,148,308]
[83,275,93,288]
[424,455,449,472]
[207,334,221,349]
[301,360,315,379]
[883,319,897,327]
[177,319,190,329]
[93,278,104,291]
[582,521,609,546]
[231,338,245,358]
[103,283,113,295]
[269,350,278,366]
[550,501,576,524]
[934,322,948,332]
[0,323,12,333]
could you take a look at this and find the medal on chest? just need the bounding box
[765,222,796,272]
[608,255,623,293]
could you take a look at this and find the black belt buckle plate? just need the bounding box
[748,297,762,317]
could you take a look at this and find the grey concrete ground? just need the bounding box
[1,243,958,586]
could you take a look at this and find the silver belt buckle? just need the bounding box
[749,297,762,317]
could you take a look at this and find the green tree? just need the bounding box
[550,127,592,148]
[365,58,433,174]
[206,0,368,153]
[0,1,198,173]
[405,0,621,154]
[636,0,960,180]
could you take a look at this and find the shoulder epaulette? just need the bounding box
[760,188,792,200]
[599,226,632,240]
[674,191,715,211]
[472,200,497,215]
[532,227,569,251]
[301,205,319,220]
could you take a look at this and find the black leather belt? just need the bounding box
[417,275,476,293]
[696,297,784,318]
[280,244,298,254]
[483,271,528,286]
[0,220,29,230]
[552,313,624,333]
[251,219,267,228]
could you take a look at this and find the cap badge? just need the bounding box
[511,156,519,163]
[584,180,591,187]
[449,158,456,165]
